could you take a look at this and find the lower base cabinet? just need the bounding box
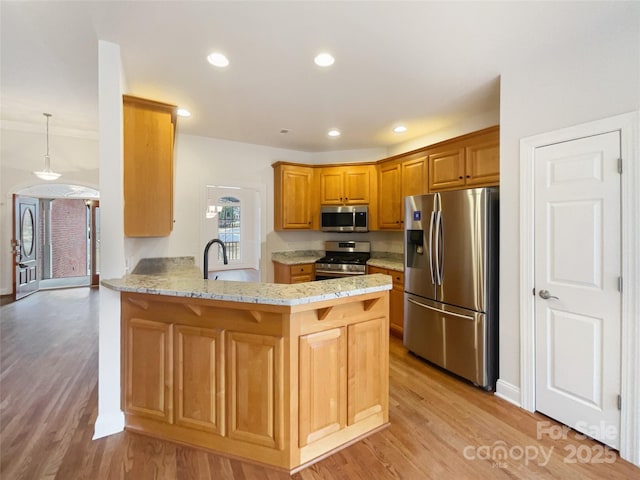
[273,262,315,283]
[367,266,404,337]
[121,290,389,472]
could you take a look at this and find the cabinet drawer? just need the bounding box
[291,264,314,275]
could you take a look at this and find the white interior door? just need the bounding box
[534,131,621,449]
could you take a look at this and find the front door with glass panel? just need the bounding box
[13,195,39,300]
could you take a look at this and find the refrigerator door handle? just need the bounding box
[434,210,443,285]
[428,211,435,284]
[407,297,475,321]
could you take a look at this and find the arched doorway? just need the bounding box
[13,184,99,299]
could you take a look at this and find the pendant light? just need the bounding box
[33,113,61,181]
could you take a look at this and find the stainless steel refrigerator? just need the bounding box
[404,188,499,390]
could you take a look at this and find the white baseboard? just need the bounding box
[92,410,125,440]
[494,379,521,407]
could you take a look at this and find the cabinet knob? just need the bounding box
[466,175,470,178]
[458,176,463,179]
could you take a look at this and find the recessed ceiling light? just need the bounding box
[177,108,191,118]
[207,52,229,67]
[314,53,335,67]
[327,129,341,137]
[393,125,407,134]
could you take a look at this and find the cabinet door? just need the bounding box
[227,332,283,449]
[390,272,405,337]
[465,138,499,187]
[377,161,402,229]
[123,96,176,237]
[124,318,173,423]
[299,328,347,447]
[344,166,371,204]
[175,325,224,435]
[401,155,428,198]
[347,317,387,425]
[275,165,315,229]
[429,147,466,191]
[319,167,344,205]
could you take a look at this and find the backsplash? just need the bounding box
[267,230,404,254]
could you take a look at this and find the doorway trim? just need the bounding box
[519,111,639,465]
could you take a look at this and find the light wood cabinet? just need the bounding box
[347,317,387,424]
[123,95,176,237]
[273,262,315,283]
[124,317,173,423]
[429,126,499,192]
[227,331,283,449]
[368,266,404,336]
[429,145,466,191]
[122,294,286,454]
[174,325,224,434]
[376,152,428,230]
[319,165,372,205]
[376,160,402,229]
[273,163,317,230]
[121,287,389,472]
[465,133,500,187]
[401,154,428,198]
[298,327,346,447]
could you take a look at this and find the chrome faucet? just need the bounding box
[203,238,228,279]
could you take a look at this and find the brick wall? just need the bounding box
[51,199,87,278]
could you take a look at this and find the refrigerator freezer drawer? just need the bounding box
[403,294,495,389]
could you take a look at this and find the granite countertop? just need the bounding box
[368,252,404,272]
[102,257,391,307]
[272,250,404,272]
[271,250,324,265]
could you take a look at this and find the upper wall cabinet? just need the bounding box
[429,126,499,192]
[123,95,177,237]
[376,152,428,230]
[273,163,318,230]
[319,165,372,205]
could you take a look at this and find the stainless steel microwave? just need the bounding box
[321,205,368,232]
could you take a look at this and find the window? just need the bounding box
[204,186,260,270]
[217,196,240,261]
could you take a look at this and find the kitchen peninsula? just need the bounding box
[102,257,391,473]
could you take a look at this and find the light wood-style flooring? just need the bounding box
[1,288,638,479]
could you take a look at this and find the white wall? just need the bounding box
[309,147,387,165]
[497,5,640,400]
[93,40,126,439]
[0,127,99,294]
[387,107,500,157]
[123,133,312,281]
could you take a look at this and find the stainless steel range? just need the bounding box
[315,241,371,280]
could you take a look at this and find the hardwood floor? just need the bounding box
[1,288,638,479]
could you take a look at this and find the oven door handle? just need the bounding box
[315,270,366,276]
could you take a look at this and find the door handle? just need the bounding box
[428,212,435,284]
[407,298,475,321]
[539,290,559,300]
[18,263,28,269]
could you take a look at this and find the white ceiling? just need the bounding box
[0,1,622,152]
